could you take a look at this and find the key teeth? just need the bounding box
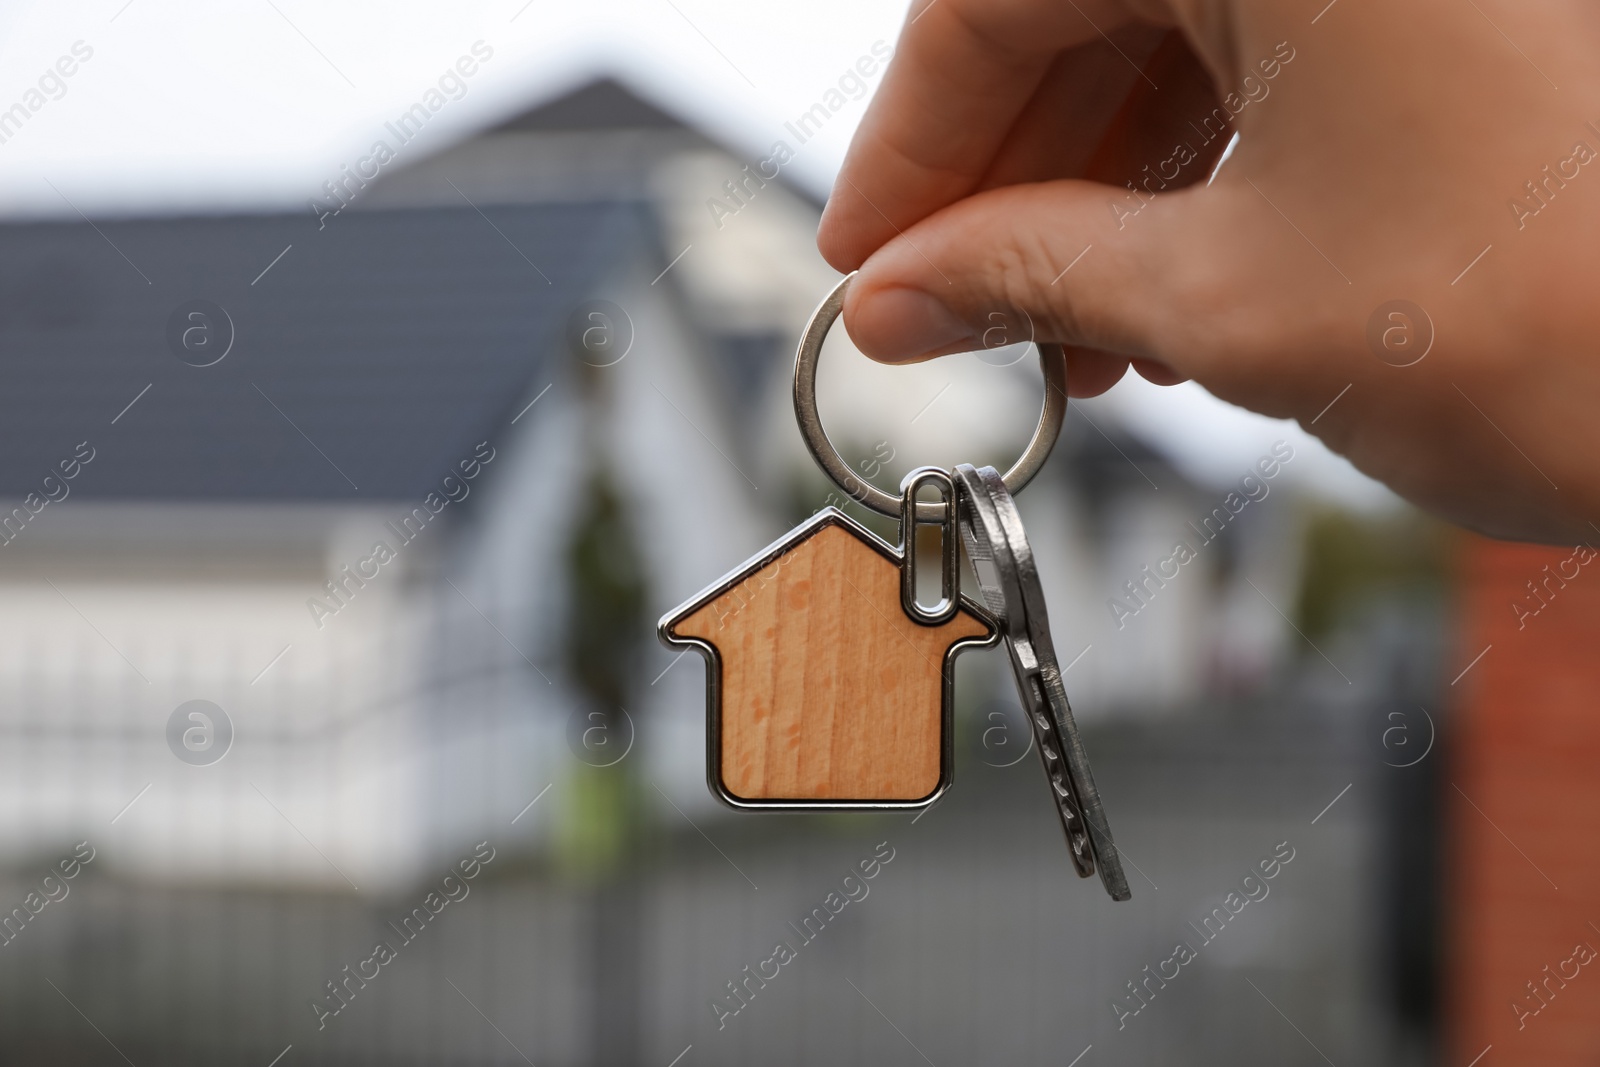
[1038,702,1126,895]
[958,465,1125,898]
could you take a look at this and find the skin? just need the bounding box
[817,0,1600,544]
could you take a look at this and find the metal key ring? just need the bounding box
[793,272,1069,521]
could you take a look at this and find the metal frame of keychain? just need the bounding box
[661,272,1130,900]
[658,477,995,813]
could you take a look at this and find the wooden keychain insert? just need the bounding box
[659,471,995,809]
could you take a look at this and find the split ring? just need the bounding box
[793,272,1069,520]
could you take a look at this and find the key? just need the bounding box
[953,463,1131,901]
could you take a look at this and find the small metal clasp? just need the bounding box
[899,466,960,625]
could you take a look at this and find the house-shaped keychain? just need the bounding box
[658,275,1126,897]
[660,503,996,810]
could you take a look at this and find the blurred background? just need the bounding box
[0,2,1593,1064]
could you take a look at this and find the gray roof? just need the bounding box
[492,77,692,133]
[0,201,644,500]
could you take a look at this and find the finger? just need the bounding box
[1131,358,1187,386]
[876,331,1139,398]
[841,177,1235,379]
[1068,349,1133,397]
[1079,30,1229,191]
[817,0,1148,272]
[968,35,1162,194]
[979,30,1222,195]
[859,320,1131,398]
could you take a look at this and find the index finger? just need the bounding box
[816,0,1149,271]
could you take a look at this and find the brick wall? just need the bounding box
[1449,537,1600,1064]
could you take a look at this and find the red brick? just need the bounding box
[1448,537,1600,1065]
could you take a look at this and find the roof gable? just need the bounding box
[491,77,690,133]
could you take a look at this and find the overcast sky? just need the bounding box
[0,0,1394,506]
[0,0,903,215]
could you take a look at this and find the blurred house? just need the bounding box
[0,74,1311,891]
[0,67,1445,1067]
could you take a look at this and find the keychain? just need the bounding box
[659,273,1129,899]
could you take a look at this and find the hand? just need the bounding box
[817,0,1600,544]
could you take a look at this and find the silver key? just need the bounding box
[953,463,1131,901]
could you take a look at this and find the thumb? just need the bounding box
[842,178,1232,380]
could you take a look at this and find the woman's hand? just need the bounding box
[818,0,1600,544]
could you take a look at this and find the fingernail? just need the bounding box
[850,287,975,363]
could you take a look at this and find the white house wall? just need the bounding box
[434,249,778,844]
[602,256,779,816]
[0,502,432,891]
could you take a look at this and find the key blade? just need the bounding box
[1012,656,1097,879]
[954,464,1131,902]
[1038,665,1131,901]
